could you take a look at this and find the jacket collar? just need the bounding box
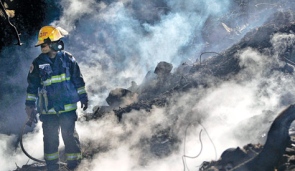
[39,51,63,64]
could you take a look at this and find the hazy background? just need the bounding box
[1,0,295,170]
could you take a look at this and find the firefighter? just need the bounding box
[25,26,88,171]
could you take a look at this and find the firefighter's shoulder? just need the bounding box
[28,56,40,73]
[64,51,76,62]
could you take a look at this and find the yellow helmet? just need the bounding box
[35,26,68,47]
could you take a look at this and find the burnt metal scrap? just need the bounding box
[0,0,22,46]
[200,144,264,171]
[200,104,295,171]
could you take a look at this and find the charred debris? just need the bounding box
[15,11,295,171]
[91,11,295,121]
[86,11,295,171]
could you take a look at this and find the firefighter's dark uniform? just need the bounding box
[25,51,87,170]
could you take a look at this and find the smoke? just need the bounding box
[1,0,295,171]
[49,0,289,105]
[0,125,43,171]
[51,0,234,96]
[72,42,295,170]
[0,42,40,134]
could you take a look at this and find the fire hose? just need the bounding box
[19,110,45,163]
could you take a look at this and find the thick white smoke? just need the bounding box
[1,0,295,171]
[51,0,236,106]
[73,34,295,170]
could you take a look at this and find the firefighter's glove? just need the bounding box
[25,105,35,118]
[80,98,88,111]
[25,105,37,127]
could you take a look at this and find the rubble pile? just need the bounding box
[14,11,295,171]
[87,11,295,171]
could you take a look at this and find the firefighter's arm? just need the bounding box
[25,60,41,109]
[68,54,88,110]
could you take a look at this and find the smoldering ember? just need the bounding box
[2,1,295,171]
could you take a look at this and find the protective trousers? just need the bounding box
[40,111,81,171]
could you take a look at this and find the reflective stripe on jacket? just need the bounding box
[25,51,87,114]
